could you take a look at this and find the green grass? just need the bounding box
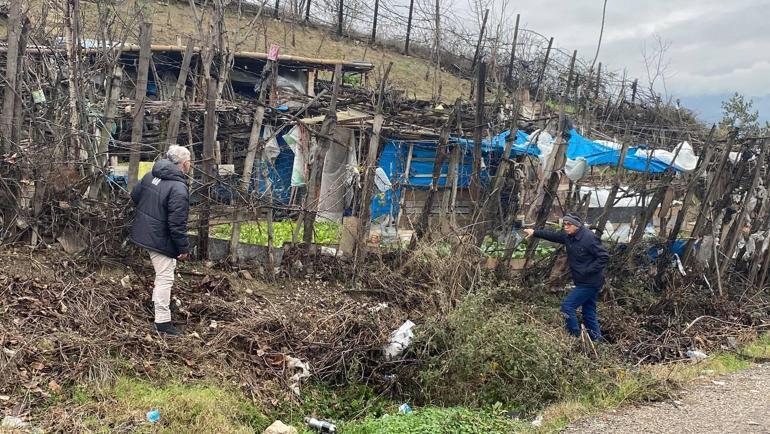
[211,220,340,247]
[71,377,271,433]
[341,406,524,434]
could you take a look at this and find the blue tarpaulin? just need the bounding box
[371,139,492,220]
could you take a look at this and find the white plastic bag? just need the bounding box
[383,320,415,360]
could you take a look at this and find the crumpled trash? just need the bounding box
[264,419,298,434]
[285,356,311,396]
[685,350,708,361]
[531,415,543,427]
[2,416,28,428]
[398,403,413,414]
[383,320,415,361]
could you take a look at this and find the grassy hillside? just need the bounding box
[6,0,470,101]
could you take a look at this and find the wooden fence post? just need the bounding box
[682,130,737,264]
[593,140,631,236]
[230,60,272,262]
[471,8,489,71]
[505,13,520,89]
[719,139,769,277]
[303,64,343,243]
[470,62,486,209]
[354,62,392,266]
[337,0,344,36]
[127,21,152,191]
[370,0,380,44]
[524,50,577,267]
[534,37,553,100]
[165,38,194,151]
[411,99,459,248]
[89,66,123,200]
[404,0,416,55]
[305,0,311,22]
[198,77,218,259]
[0,0,21,153]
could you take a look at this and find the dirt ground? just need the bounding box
[565,363,770,434]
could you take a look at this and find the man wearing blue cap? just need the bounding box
[524,212,609,341]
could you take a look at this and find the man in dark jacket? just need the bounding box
[524,212,609,341]
[130,145,192,336]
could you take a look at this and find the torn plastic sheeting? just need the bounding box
[383,320,415,361]
[579,186,652,208]
[374,167,392,192]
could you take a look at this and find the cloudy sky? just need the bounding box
[466,0,770,124]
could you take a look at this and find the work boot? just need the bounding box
[154,322,181,336]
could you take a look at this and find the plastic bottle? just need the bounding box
[304,417,337,433]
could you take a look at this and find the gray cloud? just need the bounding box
[452,0,770,119]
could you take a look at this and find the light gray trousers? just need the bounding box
[149,250,176,323]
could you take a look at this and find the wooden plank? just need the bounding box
[127,22,153,191]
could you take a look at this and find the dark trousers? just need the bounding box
[561,285,602,340]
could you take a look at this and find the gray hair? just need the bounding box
[166,145,191,165]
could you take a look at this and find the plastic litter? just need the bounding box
[2,416,27,428]
[531,415,543,427]
[685,350,708,361]
[304,417,336,432]
[286,356,311,396]
[146,409,160,423]
[398,403,413,414]
[383,320,415,360]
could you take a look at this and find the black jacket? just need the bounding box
[130,159,190,258]
[534,225,609,288]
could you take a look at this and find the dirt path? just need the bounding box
[564,363,770,434]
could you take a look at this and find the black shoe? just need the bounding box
[145,300,179,315]
[154,322,180,336]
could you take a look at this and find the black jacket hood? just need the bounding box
[152,159,186,183]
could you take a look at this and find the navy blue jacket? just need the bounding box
[534,225,609,288]
[130,159,190,258]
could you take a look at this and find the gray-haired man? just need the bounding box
[130,145,192,336]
